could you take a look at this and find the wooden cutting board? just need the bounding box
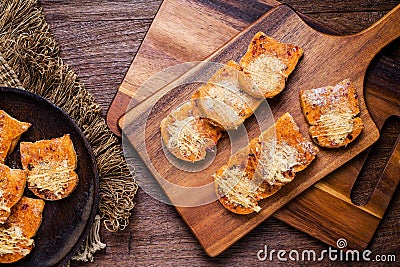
[119,4,399,256]
[107,0,281,134]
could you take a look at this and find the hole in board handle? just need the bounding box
[350,116,400,206]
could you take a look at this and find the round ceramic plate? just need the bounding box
[0,87,99,267]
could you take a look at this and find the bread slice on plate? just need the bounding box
[214,113,318,214]
[299,78,364,148]
[193,60,263,130]
[239,32,303,98]
[0,164,26,224]
[20,134,79,200]
[0,110,31,164]
[160,101,224,162]
[0,196,45,263]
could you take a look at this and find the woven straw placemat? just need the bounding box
[0,0,139,263]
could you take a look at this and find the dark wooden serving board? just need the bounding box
[119,3,399,256]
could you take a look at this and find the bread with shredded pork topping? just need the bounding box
[239,32,303,98]
[214,113,318,214]
[0,110,31,164]
[0,197,45,263]
[20,134,79,200]
[0,164,26,224]
[160,101,223,162]
[192,60,262,130]
[299,78,364,148]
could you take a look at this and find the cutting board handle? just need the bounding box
[353,4,400,63]
[364,130,400,218]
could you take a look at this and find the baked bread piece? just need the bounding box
[0,197,45,263]
[0,110,31,164]
[254,113,318,183]
[0,164,26,224]
[160,101,223,162]
[214,113,318,214]
[213,141,275,215]
[20,134,79,200]
[299,78,364,148]
[239,32,303,98]
[193,60,263,130]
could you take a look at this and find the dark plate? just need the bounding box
[0,87,99,267]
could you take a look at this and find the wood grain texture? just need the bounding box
[111,1,399,256]
[41,0,162,21]
[108,0,279,134]
[38,0,400,266]
[41,0,162,117]
[118,4,400,256]
[107,0,400,134]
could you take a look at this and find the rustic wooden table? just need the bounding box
[40,1,399,266]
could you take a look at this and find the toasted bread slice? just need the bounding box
[309,116,364,148]
[254,113,318,186]
[213,143,264,214]
[160,101,223,162]
[0,197,45,263]
[0,110,31,164]
[20,134,77,171]
[20,134,79,200]
[214,165,261,215]
[214,113,318,214]
[299,78,364,148]
[299,78,360,124]
[239,32,303,98]
[3,197,45,241]
[193,60,263,130]
[0,164,26,224]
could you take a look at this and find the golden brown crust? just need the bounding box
[0,164,26,224]
[0,197,45,263]
[5,197,45,238]
[239,32,303,98]
[20,134,77,171]
[214,113,318,215]
[257,182,281,199]
[217,195,258,215]
[20,134,79,200]
[0,110,31,164]
[160,101,223,162]
[193,60,262,130]
[299,79,364,148]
